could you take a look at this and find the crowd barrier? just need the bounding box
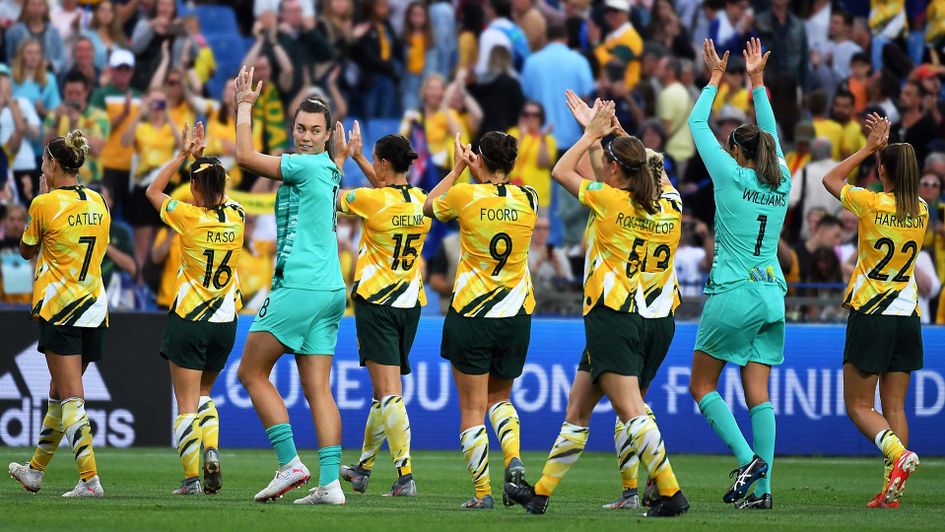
[1,311,943,456]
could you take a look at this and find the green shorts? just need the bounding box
[160,313,237,372]
[843,310,923,374]
[354,298,420,375]
[579,313,674,388]
[249,287,346,355]
[440,307,531,380]
[695,284,785,367]
[37,319,105,362]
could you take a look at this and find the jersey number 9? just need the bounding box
[490,233,512,276]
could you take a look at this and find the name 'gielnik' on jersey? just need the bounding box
[433,182,538,318]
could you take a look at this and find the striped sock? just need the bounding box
[487,400,521,468]
[380,395,412,477]
[535,422,589,497]
[698,391,755,466]
[460,425,491,499]
[614,418,638,490]
[265,423,298,467]
[881,458,893,493]
[29,398,63,472]
[874,429,907,463]
[358,400,386,472]
[317,445,342,486]
[197,396,219,451]
[174,414,201,479]
[626,416,679,497]
[61,398,97,481]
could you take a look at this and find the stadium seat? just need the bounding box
[193,5,239,36]
[204,34,249,99]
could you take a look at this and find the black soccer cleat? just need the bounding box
[641,478,660,507]
[723,455,768,503]
[734,492,772,510]
[644,490,690,517]
[504,481,548,515]
[503,457,526,507]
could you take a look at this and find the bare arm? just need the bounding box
[121,112,141,147]
[823,114,889,201]
[346,120,383,187]
[145,122,198,211]
[552,103,615,198]
[106,244,138,277]
[423,134,470,217]
[269,35,295,94]
[149,41,171,91]
[234,66,283,180]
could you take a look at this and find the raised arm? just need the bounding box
[564,90,606,182]
[146,122,199,211]
[688,39,738,182]
[234,66,283,180]
[743,37,782,158]
[822,114,889,200]
[552,102,615,198]
[423,134,470,218]
[346,120,383,188]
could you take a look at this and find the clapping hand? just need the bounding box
[565,89,594,128]
[234,66,262,107]
[743,37,770,84]
[863,112,890,153]
[703,39,729,79]
[585,101,617,141]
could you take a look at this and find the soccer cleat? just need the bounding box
[642,479,660,508]
[644,490,690,517]
[602,488,640,510]
[293,479,346,505]
[460,494,495,510]
[867,492,899,509]
[884,451,919,505]
[723,455,768,503]
[504,482,548,514]
[503,457,526,507]
[384,475,417,497]
[9,462,43,493]
[734,493,772,510]
[340,464,371,493]
[253,462,310,502]
[173,477,202,496]
[62,475,104,498]
[203,448,222,495]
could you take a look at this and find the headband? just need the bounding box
[47,144,82,173]
[729,124,754,157]
[606,141,641,172]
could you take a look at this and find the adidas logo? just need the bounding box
[0,344,135,447]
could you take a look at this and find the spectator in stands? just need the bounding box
[674,214,713,297]
[242,13,295,102]
[811,8,861,93]
[594,0,643,90]
[84,1,128,72]
[789,137,841,241]
[444,70,483,137]
[638,119,677,185]
[794,213,843,283]
[755,0,810,140]
[91,49,140,217]
[44,70,109,185]
[708,0,754,55]
[785,120,815,178]
[892,80,937,165]
[804,0,831,51]
[204,79,245,185]
[150,46,210,134]
[352,0,402,119]
[868,0,907,72]
[401,73,470,188]
[130,0,195,91]
[316,0,355,85]
[913,65,945,137]
[235,214,274,314]
[805,246,844,322]
[428,0,457,78]
[657,56,693,174]
[649,0,694,60]
[273,0,335,102]
[0,203,31,305]
[832,89,866,159]
[512,0,546,52]
[51,0,82,47]
[846,51,870,113]
[121,89,179,272]
[528,216,573,290]
[867,69,900,123]
[11,38,59,124]
[65,36,102,90]
[150,223,180,309]
[919,173,945,299]
[427,231,460,315]
[508,101,555,214]
[689,0,723,52]
[0,63,41,206]
[400,1,437,113]
[87,184,137,308]
[807,90,844,160]
[469,46,524,145]
[5,0,64,74]
[591,60,643,137]
[476,0,529,78]
[457,3,483,73]
[712,56,748,114]
[916,247,941,325]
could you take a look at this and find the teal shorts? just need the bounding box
[249,287,346,355]
[694,284,785,367]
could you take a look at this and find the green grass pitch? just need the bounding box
[1,449,942,531]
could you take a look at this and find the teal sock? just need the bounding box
[750,402,775,495]
[265,423,298,467]
[318,445,342,486]
[698,392,755,466]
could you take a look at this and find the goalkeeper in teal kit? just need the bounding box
[686,38,791,510]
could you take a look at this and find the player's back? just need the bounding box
[635,184,683,318]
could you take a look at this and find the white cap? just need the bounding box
[717,104,747,125]
[603,0,630,12]
[108,49,135,68]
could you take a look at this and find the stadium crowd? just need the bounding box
[0,0,944,324]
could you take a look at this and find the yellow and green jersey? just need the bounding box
[841,184,928,315]
[635,184,683,318]
[22,185,110,327]
[339,184,432,308]
[160,197,245,322]
[433,182,537,318]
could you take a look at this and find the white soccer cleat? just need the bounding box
[9,462,43,493]
[293,479,346,505]
[62,475,104,497]
[254,461,311,502]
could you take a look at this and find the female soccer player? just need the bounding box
[233,66,347,505]
[422,131,536,510]
[144,122,245,496]
[504,104,688,518]
[822,114,925,508]
[8,130,110,497]
[337,130,431,497]
[686,38,790,510]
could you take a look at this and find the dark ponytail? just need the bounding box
[730,124,782,188]
[478,131,518,175]
[606,135,658,215]
[879,143,921,220]
[190,157,227,209]
[46,130,89,174]
[374,135,419,173]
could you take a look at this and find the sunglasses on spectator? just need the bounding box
[921,180,941,188]
[167,79,181,85]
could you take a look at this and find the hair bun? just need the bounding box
[64,129,90,159]
[406,150,419,162]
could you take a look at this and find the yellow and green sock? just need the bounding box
[174,414,202,479]
[614,404,655,490]
[197,396,219,451]
[460,425,491,499]
[380,395,412,477]
[487,400,521,468]
[626,415,679,497]
[61,398,97,481]
[874,429,906,463]
[29,398,63,472]
[535,422,589,497]
[358,400,386,471]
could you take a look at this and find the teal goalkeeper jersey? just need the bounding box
[688,85,791,295]
[272,152,345,291]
